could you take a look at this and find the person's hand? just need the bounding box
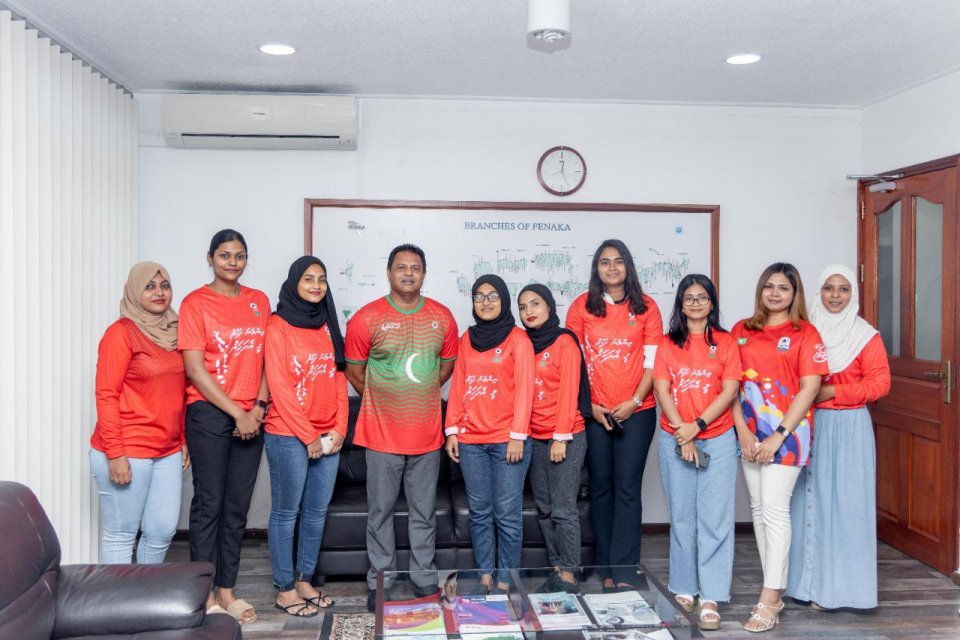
[610,399,638,422]
[506,439,525,463]
[816,384,836,403]
[738,431,759,463]
[108,455,132,485]
[234,410,262,439]
[306,436,324,459]
[550,440,568,463]
[445,435,460,463]
[181,444,191,471]
[671,421,699,447]
[755,432,784,465]
[680,441,700,467]
[591,404,612,430]
[327,430,345,455]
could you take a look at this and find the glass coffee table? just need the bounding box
[374,565,702,639]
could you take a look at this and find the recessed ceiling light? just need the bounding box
[726,53,762,65]
[260,44,296,56]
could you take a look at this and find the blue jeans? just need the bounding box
[458,441,532,585]
[264,433,340,591]
[657,428,737,602]
[89,448,182,564]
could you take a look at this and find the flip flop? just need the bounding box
[303,593,335,608]
[275,601,319,618]
[225,598,257,625]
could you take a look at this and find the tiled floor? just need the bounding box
[167,534,960,639]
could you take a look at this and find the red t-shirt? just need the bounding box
[653,331,742,439]
[731,319,828,467]
[91,318,186,459]
[345,296,459,455]
[178,285,270,409]
[264,314,349,444]
[565,293,663,410]
[529,334,586,440]
[444,327,535,444]
[816,333,890,410]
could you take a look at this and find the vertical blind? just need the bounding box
[0,10,138,563]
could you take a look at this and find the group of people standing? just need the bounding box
[89,229,888,632]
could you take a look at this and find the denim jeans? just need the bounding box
[658,428,737,602]
[585,407,657,584]
[264,433,340,591]
[89,448,182,564]
[458,441,532,585]
[529,432,587,572]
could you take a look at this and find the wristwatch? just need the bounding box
[255,399,270,414]
[775,425,790,438]
[632,396,641,407]
[695,417,708,431]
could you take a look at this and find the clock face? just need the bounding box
[537,146,586,196]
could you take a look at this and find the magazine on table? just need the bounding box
[582,629,673,640]
[582,590,661,627]
[527,591,592,630]
[382,593,446,636]
[453,594,522,634]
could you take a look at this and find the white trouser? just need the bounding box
[741,460,802,590]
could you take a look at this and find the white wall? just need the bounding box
[862,69,960,173]
[138,94,862,527]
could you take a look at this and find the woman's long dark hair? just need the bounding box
[585,239,648,317]
[668,274,725,348]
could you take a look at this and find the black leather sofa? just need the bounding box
[313,397,594,582]
[0,481,241,640]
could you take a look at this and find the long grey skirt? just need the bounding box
[787,407,878,609]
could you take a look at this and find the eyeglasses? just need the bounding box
[682,295,711,306]
[473,292,501,303]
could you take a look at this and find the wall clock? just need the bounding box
[537,146,586,196]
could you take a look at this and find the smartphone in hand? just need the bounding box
[675,443,710,468]
[607,414,625,432]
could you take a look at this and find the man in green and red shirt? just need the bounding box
[344,244,458,610]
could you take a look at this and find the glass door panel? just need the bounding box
[877,201,901,356]
[915,196,943,361]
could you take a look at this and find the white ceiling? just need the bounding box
[4,0,960,107]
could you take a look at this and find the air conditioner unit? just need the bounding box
[162,93,358,150]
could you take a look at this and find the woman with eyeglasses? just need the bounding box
[652,274,741,631]
[731,263,827,633]
[518,284,592,594]
[787,265,889,610]
[565,239,663,592]
[445,274,535,594]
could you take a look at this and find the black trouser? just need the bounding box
[185,401,264,589]
[585,407,656,585]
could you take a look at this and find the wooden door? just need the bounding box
[860,165,958,574]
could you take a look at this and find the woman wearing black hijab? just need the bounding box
[518,284,591,593]
[264,256,347,617]
[445,274,535,594]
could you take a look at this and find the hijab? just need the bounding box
[119,261,179,351]
[519,284,593,419]
[809,264,878,373]
[275,256,345,369]
[468,274,516,352]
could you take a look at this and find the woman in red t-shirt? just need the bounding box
[565,239,663,591]
[787,264,890,610]
[731,263,827,633]
[179,229,270,624]
[652,274,741,630]
[518,283,592,593]
[264,256,348,617]
[445,274,534,593]
[89,262,187,565]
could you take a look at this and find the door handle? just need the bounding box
[924,360,952,404]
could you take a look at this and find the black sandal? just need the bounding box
[302,593,335,608]
[275,601,319,617]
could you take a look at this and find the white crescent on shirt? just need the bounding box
[809,264,879,374]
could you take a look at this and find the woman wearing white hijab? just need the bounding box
[787,264,890,609]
